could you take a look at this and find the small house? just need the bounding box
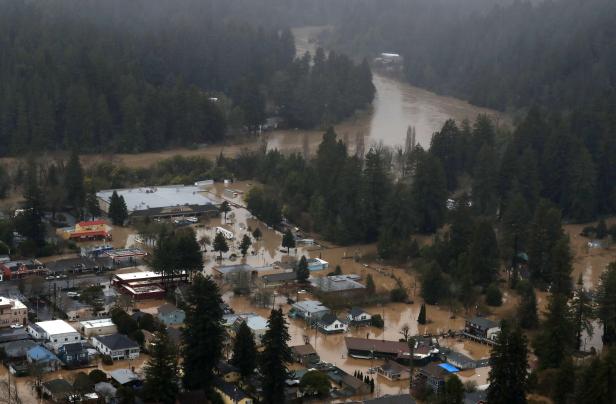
[233,315,269,344]
[109,368,141,387]
[317,313,348,334]
[80,318,117,337]
[26,345,61,372]
[464,317,500,341]
[291,344,320,366]
[444,351,476,370]
[216,361,241,383]
[1,339,37,360]
[92,334,140,360]
[157,303,186,326]
[306,258,328,271]
[58,342,90,367]
[377,359,411,381]
[290,300,330,322]
[347,307,372,325]
[326,367,370,396]
[411,363,450,395]
[214,377,254,404]
[261,271,297,287]
[42,379,74,403]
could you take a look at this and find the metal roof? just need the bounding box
[97,185,214,213]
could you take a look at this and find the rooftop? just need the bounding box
[43,379,73,395]
[109,368,140,385]
[114,271,163,281]
[157,303,183,315]
[213,264,253,275]
[468,316,498,330]
[0,296,26,310]
[94,334,139,351]
[97,185,214,213]
[291,344,317,356]
[292,300,329,314]
[80,318,115,329]
[345,337,410,355]
[311,274,366,292]
[33,320,78,336]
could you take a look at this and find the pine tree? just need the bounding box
[366,274,376,294]
[297,255,309,283]
[443,375,465,404]
[259,308,292,404]
[487,321,528,404]
[213,232,229,259]
[411,153,447,233]
[142,331,179,404]
[472,144,499,215]
[528,200,563,286]
[517,282,538,329]
[465,220,499,287]
[282,229,295,254]
[597,262,616,346]
[572,275,595,351]
[108,191,128,225]
[182,274,225,390]
[240,234,252,257]
[417,303,427,325]
[220,201,231,223]
[65,149,86,212]
[596,219,608,239]
[549,237,573,296]
[84,181,100,220]
[533,294,575,369]
[421,262,446,305]
[231,321,257,379]
[17,159,45,246]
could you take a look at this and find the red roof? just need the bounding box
[69,230,109,239]
[77,220,107,226]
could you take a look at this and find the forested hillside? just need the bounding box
[0,0,373,155]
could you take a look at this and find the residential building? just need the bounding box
[0,259,47,280]
[92,334,140,360]
[411,363,451,395]
[79,318,117,337]
[58,342,90,367]
[325,367,370,396]
[260,271,297,287]
[464,317,500,341]
[213,264,256,282]
[216,361,241,383]
[233,314,269,343]
[317,313,348,334]
[109,368,141,386]
[345,337,410,361]
[214,377,254,404]
[377,360,411,381]
[291,344,320,366]
[0,296,27,328]
[42,379,74,403]
[363,394,416,404]
[347,307,372,325]
[26,345,61,372]
[443,350,476,370]
[290,300,330,322]
[157,303,186,326]
[311,274,366,299]
[306,258,329,271]
[0,339,37,360]
[27,320,81,351]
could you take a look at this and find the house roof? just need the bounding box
[261,271,297,283]
[445,351,475,365]
[311,274,366,292]
[345,337,410,355]
[1,340,37,357]
[214,264,253,275]
[468,316,498,330]
[43,379,73,395]
[110,369,140,385]
[244,315,268,331]
[292,300,329,314]
[80,318,115,329]
[216,361,240,375]
[379,359,408,373]
[77,220,107,227]
[214,377,249,401]
[27,345,59,362]
[319,313,340,326]
[33,320,78,336]
[438,363,460,373]
[94,334,139,351]
[291,344,317,357]
[157,303,183,316]
[364,394,416,404]
[420,362,450,379]
[350,307,367,317]
[60,342,88,355]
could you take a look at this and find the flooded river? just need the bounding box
[267,26,510,154]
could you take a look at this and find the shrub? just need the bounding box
[101,355,113,365]
[390,287,408,303]
[485,284,503,306]
[89,369,108,384]
[371,314,384,328]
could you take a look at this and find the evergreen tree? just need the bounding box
[259,308,292,404]
[472,144,499,215]
[566,145,596,222]
[84,181,100,220]
[417,303,427,325]
[429,119,460,191]
[65,150,86,212]
[421,262,446,305]
[239,234,252,257]
[182,274,225,390]
[596,219,608,239]
[366,274,376,294]
[517,282,538,330]
[213,232,229,259]
[528,200,564,285]
[572,275,595,351]
[252,227,262,240]
[411,153,447,233]
[297,255,309,283]
[220,201,231,223]
[487,321,528,404]
[142,331,179,404]
[465,220,499,287]
[533,294,575,369]
[597,262,616,346]
[282,229,295,254]
[549,236,573,296]
[16,159,45,246]
[442,375,464,404]
[108,191,128,225]
[231,321,257,379]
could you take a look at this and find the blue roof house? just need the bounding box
[27,345,61,372]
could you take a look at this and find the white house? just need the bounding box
[347,307,372,325]
[232,314,269,344]
[27,320,81,351]
[92,334,140,360]
[317,313,348,334]
[79,318,118,338]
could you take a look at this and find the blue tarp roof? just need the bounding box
[27,345,59,362]
[438,363,460,373]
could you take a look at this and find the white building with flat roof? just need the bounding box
[79,318,117,337]
[0,297,27,329]
[27,320,81,351]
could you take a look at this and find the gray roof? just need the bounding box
[157,303,183,316]
[109,369,140,385]
[215,264,253,275]
[215,377,249,401]
[43,379,73,395]
[95,334,139,351]
[319,313,339,326]
[311,274,366,292]
[364,394,416,404]
[468,316,497,330]
[350,307,367,317]
[445,351,475,365]
[262,271,297,283]
[292,300,329,314]
[97,185,214,214]
[1,340,38,358]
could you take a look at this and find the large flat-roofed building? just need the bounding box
[97,185,219,220]
[0,297,27,329]
[79,318,117,337]
[112,270,188,300]
[27,320,81,351]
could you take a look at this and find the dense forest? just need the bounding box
[0,0,373,155]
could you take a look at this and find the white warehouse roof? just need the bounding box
[97,185,214,213]
[35,320,78,335]
[80,318,115,329]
